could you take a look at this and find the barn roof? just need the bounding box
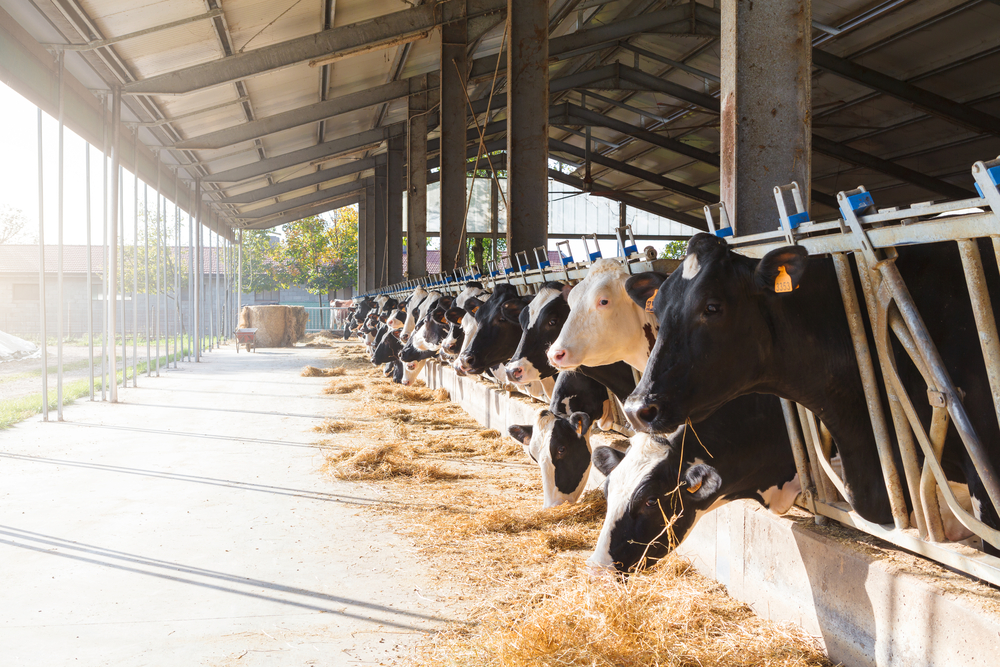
[1,0,998,235]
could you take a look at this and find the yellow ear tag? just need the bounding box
[645,289,659,313]
[774,266,793,294]
[575,421,584,437]
[687,479,702,494]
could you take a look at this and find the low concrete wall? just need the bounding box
[426,360,1000,667]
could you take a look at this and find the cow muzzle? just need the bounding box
[506,363,524,384]
[623,395,663,433]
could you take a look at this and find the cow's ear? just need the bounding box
[625,272,668,310]
[390,329,402,340]
[444,307,466,325]
[560,283,574,301]
[501,299,527,323]
[754,245,808,294]
[465,297,482,314]
[592,446,626,476]
[509,424,533,447]
[684,463,722,501]
[435,308,448,324]
[569,411,593,437]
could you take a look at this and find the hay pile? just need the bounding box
[309,339,830,667]
[301,330,341,348]
[301,365,346,377]
[238,305,308,347]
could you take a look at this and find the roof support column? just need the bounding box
[440,15,468,273]
[720,0,810,235]
[506,0,549,260]
[387,133,405,285]
[407,77,429,279]
[374,165,389,287]
[358,190,368,292]
[364,184,376,292]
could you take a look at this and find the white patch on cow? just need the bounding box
[758,474,801,515]
[596,399,615,432]
[527,411,592,509]
[588,429,678,570]
[402,288,428,336]
[681,253,700,279]
[455,285,486,309]
[508,357,541,384]
[526,286,562,329]
[549,258,659,373]
[402,358,428,386]
[375,295,389,308]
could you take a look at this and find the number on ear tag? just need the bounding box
[645,289,658,313]
[775,266,793,293]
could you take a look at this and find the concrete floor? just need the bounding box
[0,345,456,666]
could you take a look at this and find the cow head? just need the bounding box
[547,259,658,372]
[587,429,723,572]
[506,282,571,384]
[458,284,528,375]
[371,329,403,365]
[509,409,594,508]
[622,234,808,434]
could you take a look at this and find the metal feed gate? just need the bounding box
[363,156,1000,587]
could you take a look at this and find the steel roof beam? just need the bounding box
[242,192,364,229]
[547,169,707,231]
[122,0,506,96]
[236,180,368,219]
[549,138,716,204]
[218,156,383,204]
[811,48,1000,138]
[202,123,405,183]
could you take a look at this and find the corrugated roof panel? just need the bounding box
[243,64,318,119]
[224,0,321,52]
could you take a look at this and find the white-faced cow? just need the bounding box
[547,258,658,373]
[625,232,1000,547]
[507,282,572,384]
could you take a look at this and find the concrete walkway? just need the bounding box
[0,345,455,666]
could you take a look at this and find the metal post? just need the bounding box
[720,0,811,234]
[439,16,467,274]
[374,165,388,288]
[358,193,367,290]
[407,78,429,279]
[388,133,405,284]
[490,177,499,261]
[56,51,65,420]
[237,228,243,330]
[187,202,194,362]
[36,109,49,420]
[100,95,109,401]
[507,3,548,259]
[85,142,94,400]
[365,185,376,291]
[194,179,202,361]
[144,180,150,375]
[210,225,216,349]
[131,132,138,386]
[155,162,162,375]
[119,152,126,389]
[174,179,181,368]
[108,89,121,402]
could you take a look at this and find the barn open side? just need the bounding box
[0,347,456,664]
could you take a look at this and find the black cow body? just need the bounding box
[627,233,1000,542]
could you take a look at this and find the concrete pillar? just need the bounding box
[365,185,376,291]
[373,166,388,288]
[407,76,429,279]
[357,193,367,291]
[720,0,811,235]
[506,0,549,260]
[439,17,467,274]
[387,133,405,285]
[473,237,484,270]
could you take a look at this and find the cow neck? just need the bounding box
[623,305,659,373]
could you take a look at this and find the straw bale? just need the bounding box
[238,305,308,347]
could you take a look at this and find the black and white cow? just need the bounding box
[458,284,530,375]
[506,282,571,384]
[587,392,799,572]
[625,233,1000,543]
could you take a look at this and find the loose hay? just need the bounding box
[323,380,363,394]
[301,365,347,377]
[313,419,352,434]
[324,443,463,482]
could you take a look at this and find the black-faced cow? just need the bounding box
[587,391,799,572]
[506,281,571,384]
[458,284,530,375]
[625,232,1000,539]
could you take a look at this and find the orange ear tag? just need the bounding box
[645,289,659,313]
[774,266,793,294]
[687,479,702,494]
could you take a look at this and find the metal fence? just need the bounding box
[302,306,351,332]
[360,158,1000,588]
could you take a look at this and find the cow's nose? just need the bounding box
[548,348,568,365]
[624,396,659,431]
[461,353,477,371]
[506,365,523,383]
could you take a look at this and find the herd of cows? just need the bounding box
[341,232,1000,573]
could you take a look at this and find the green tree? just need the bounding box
[661,240,687,260]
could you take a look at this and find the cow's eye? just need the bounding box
[645,496,659,508]
[547,318,558,327]
[599,298,609,307]
[555,445,566,458]
[705,303,721,315]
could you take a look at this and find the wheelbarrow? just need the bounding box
[235,328,258,353]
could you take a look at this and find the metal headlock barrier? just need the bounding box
[358,155,1000,587]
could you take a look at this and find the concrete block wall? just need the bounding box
[425,360,1000,667]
